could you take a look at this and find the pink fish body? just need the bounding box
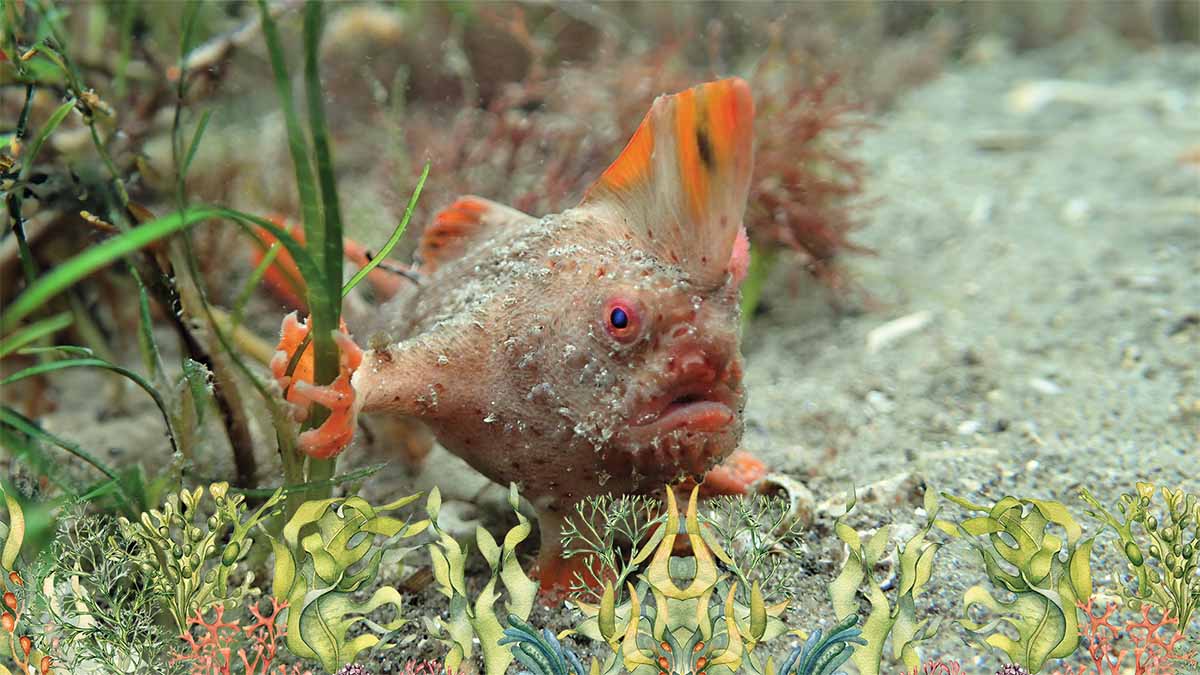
[276,78,758,586]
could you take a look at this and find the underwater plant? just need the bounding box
[775,613,867,675]
[938,493,1095,674]
[0,1,224,496]
[898,661,965,675]
[500,614,587,675]
[563,488,808,606]
[1080,482,1200,633]
[0,7,432,581]
[37,512,180,674]
[271,491,428,672]
[118,482,284,633]
[0,0,294,502]
[701,491,810,603]
[423,482,538,675]
[829,488,942,675]
[0,487,51,675]
[1049,598,1196,675]
[560,493,664,602]
[572,487,790,675]
[742,57,872,318]
[173,598,313,675]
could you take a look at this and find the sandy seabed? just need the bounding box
[736,34,1200,672]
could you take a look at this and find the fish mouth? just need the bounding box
[620,371,742,480]
[629,374,741,436]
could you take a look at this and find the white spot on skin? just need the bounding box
[427,384,442,407]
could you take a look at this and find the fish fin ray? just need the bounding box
[579,78,755,286]
[418,196,536,272]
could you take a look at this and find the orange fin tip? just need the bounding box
[418,196,536,273]
[581,78,755,288]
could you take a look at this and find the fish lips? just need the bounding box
[626,366,744,440]
[622,377,743,479]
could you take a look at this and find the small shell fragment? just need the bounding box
[866,310,933,354]
[752,473,816,531]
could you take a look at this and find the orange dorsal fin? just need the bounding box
[579,78,755,288]
[418,196,536,273]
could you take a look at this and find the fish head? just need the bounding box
[382,78,757,504]
[580,241,746,482]
[510,77,756,488]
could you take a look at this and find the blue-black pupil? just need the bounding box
[610,307,629,329]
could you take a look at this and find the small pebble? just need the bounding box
[866,310,933,354]
[1130,275,1165,290]
[957,420,982,435]
[1029,377,1062,395]
[968,195,994,224]
[890,522,919,543]
[972,130,1043,152]
[755,473,817,529]
[1006,79,1108,115]
[1060,198,1090,225]
[964,34,1011,65]
[866,390,895,413]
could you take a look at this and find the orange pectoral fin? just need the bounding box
[698,450,767,497]
[417,197,489,272]
[341,238,412,302]
[418,196,537,273]
[258,216,414,307]
[255,216,309,311]
[271,313,363,460]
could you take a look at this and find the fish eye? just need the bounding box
[603,297,641,343]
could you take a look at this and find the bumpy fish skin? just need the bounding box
[285,78,757,576]
[360,207,744,529]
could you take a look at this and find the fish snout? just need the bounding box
[621,328,745,477]
[661,327,741,390]
[668,346,714,380]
